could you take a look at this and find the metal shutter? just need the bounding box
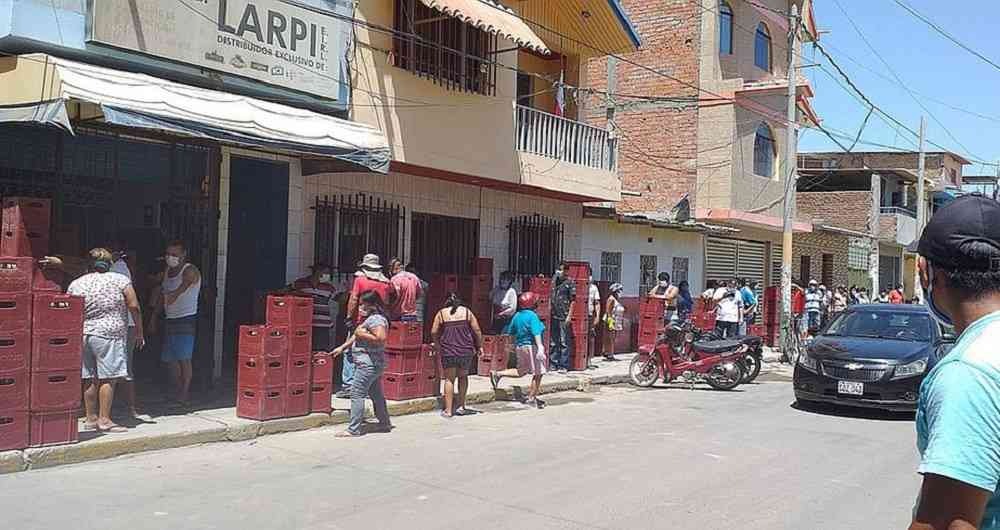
[736,240,767,289]
[705,238,738,286]
[770,245,783,286]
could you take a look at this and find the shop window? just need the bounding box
[600,251,622,284]
[719,2,734,55]
[508,214,564,276]
[755,23,772,71]
[821,253,834,287]
[410,212,479,275]
[754,122,775,177]
[393,0,498,96]
[313,195,405,281]
[672,257,689,285]
[639,255,658,294]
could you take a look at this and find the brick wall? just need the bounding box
[792,230,851,288]
[584,0,702,213]
[878,214,898,241]
[796,191,872,233]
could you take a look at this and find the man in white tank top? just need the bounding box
[155,240,201,408]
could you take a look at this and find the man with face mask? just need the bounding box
[292,263,340,354]
[909,195,1000,530]
[549,262,577,373]
[156,240,201,408]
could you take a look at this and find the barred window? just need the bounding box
[508,214,564,276]
[848,238,869,271]
[313,195,406,282]
[600,252,622,284]
[640,255,658,294]
[672,257,689,284]
[393,0,498,96]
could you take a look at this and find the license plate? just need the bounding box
[838,381,864,396]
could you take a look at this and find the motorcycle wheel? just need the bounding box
[741,354,762,384]
[629,354,660,387]
[705,360,745,390]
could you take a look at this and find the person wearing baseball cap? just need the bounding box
[911,194,1000,530]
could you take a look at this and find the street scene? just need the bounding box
[1,0,999,528]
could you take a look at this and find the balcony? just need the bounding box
[878,207,917,246]
[514,105,621,201]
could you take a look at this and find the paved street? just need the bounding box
[0,373,920,530]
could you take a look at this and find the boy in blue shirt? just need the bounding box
[490,292,547,409]
[911,195,1000,530]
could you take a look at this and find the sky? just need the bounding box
[797,0,1000,176]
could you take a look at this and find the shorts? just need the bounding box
[515,344,547,377]
[124,326,137,382]
[162,333,195,363]
[82,334,128,380]
[441,355,473,373]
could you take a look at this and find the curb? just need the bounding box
[0,373,630,475]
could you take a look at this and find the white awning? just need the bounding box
[417,0,550,54]
[0,54,391,172]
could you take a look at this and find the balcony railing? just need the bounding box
[515,105,616,171]
[879,206,916,218]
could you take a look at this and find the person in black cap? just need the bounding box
[910,194,1000,530]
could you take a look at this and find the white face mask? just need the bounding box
[165,255,182,268]
[658,280,668,287]
[319,273,331,283]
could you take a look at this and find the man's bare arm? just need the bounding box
[909,474,991,530]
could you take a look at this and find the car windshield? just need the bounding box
[823,310,933,342]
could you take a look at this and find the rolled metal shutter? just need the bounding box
[705,238,738,286]
[736,240,767,289]
[770,245,783,286]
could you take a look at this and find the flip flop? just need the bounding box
[454,407,480,416]
[97,424,128,433]
[83,421,99,431]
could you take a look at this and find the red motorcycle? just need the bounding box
[629,321,748,390]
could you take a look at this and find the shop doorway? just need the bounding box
[222,157,289,368]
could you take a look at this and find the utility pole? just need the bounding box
[780,4,799,358]
[914,116,927,302]
[870,172,881,297]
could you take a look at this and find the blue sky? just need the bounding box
[798,0,1000,176]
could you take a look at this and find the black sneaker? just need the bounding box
[533,398,546,409]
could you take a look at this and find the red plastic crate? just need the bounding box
[387,321,422,350]
[0,330,29,372]
[265,295,313,327]
[286,355,311,385]
[0,294,30,333]
[31,330,83,372]
[310,382,333,414]
[0,257,33,294]
[639,297,664,317]
[459,274,491,296]
[429,274,459,295]
[30,369,81,411]
[638,328,658,348]
[0,369,28,410]
[384,348,421,374]
[563,261,590,280]
[310,354,334,384]
[31,293,84,334]
[523,276,552,293]
[288,325,312,355]
[422,372,440,397]
[28,410,77,448]
[1,225,49,258]
[476,350,508,375]
[0,410,28,451]
[421,344,440,376]
[32,264,62,292]
[285,383,310,418]
[470,257,493,275]
[569,352,589,371]
[238,325,288,358]
[237,355,286,388]
[381,372,423,401]
[748,324,765,337]
[236,386,285,421]
[2,197,50,232]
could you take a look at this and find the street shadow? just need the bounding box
[791,400,915,422]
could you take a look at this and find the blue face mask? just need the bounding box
[924,265,955,328]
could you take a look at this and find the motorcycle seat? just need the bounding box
[740,336,763,347]
[692,339,743,354]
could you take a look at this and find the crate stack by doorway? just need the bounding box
[563,261,592,371]
[237,295,324,420]
[0,197,84,451]
[522,276,552,348]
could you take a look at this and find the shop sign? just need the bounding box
[89,0,343,100]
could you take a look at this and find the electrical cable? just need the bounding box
[890,0,1000,73]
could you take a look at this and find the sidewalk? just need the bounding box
[1,349,794,474]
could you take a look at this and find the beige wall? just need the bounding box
[701,0,798,85]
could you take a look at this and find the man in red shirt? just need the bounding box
[889,284,905,305]
[340,254,394,398]
[387,257,422,321]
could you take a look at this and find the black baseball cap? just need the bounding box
[917,194,1000,270]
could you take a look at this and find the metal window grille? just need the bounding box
[821,254,834,286]
[508,214,564,276]
[312,194,406,282]
[848,238,869,271]
[799,255,811,286]
[639,255,658,294]
[410,212,479,275]
[672,257,689,285]
[600,251,622,284]
[393,0,498,96]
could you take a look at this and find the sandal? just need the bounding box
[97,423,128,433]
[454,407,480,416]
[334,430,362,438]
[83,420,99,431]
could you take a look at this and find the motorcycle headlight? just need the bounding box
[892,359,927,380]
[797,351,818,373]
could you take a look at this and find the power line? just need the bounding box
[890,0,1000,73]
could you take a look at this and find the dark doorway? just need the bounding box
[223,157,289,370]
